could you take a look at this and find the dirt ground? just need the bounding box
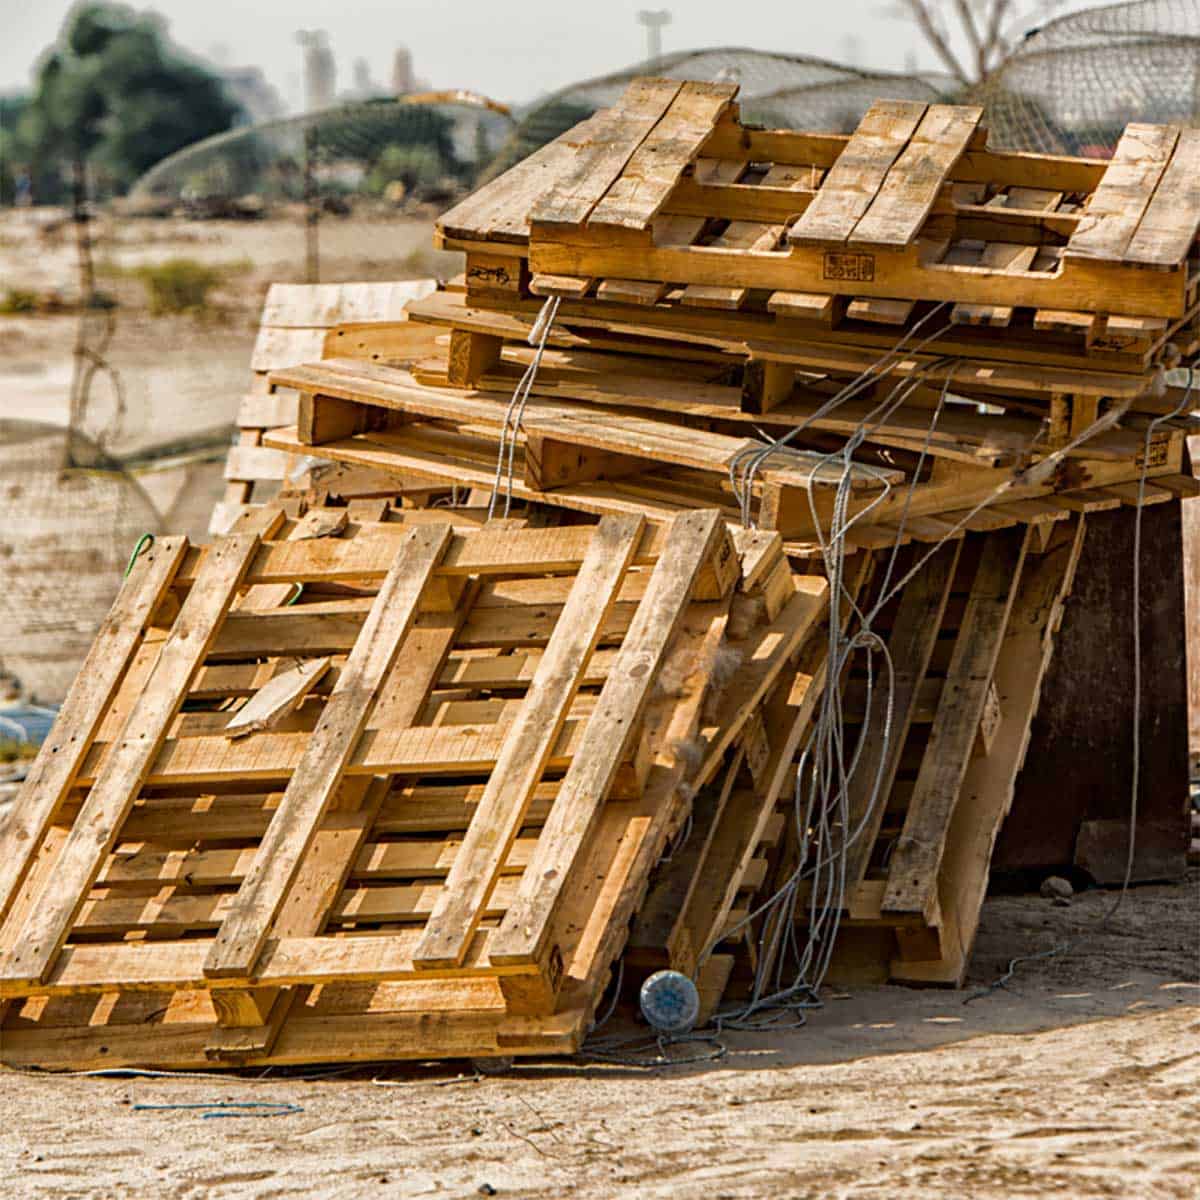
[0,207,452,466]
[0,874,1195,1199]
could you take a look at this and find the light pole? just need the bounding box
[637,9,671,69]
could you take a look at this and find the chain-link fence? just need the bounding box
[129,95,515,281]
[977,0,1200,153]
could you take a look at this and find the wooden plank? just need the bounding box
[768,291,835,323]
[223,444,291,483]
[850,105,983,249]
[842,541,963,890]
[529,274,593,300]
[894,519,1085,984]
[1065,124,1179,263]
[529,223,1187,318]
[250,327,329,373]
[0,537,188,928]
[882,528,1030,920]
[0,930,532,998]
[1125,128,1200,267]
[596,278,669,305]
[787,100,928,247]
[530,78,685,228]
[586,81,739,232]
[202,525,451,979]
[487,510,723,967]
[237,392,299,429]
[847,297,915,325]
[413,516,645,970]
[222,657,332,739]
[0,534,259,986]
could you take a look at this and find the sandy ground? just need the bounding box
[1,874,1196,1199]
[0,207,452,463]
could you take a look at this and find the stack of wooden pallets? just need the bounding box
[3,79,1195,1069]
[0,504,828,1067]
[260,81,1200,545]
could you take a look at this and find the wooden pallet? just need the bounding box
[212,280,437,534]
[253,321,1198,544]
[0,509,829,1068]
[791,517,1086,986]
[440,79,1200,327]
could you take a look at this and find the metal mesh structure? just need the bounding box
[0,422,160,703]
[132,96,514,210]
[977,0,1200,153]
[481,48,953,181]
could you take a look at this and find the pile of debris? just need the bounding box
[1,80,1195,1069]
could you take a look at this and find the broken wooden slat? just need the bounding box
[788,100,928,247]
[223,657,332,739]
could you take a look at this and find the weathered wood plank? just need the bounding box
[530,77,685,228]
[0,537,188,929]
[0,534,259,986]
[487,510,722,966]
[412,516,645,969]
[203,524,452,978]
[850,104,983,249]
[788,100,927,247]
[1065,123,1179,263]
[1124,127,1200,267]
[586,81,739,232]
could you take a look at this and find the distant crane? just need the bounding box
[637,9,671,68]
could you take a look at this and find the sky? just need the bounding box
[0,0,1079,111]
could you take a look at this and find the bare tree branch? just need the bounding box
[897,0,972,85]
[890,0,1067,85]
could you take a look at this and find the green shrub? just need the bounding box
[0,288,39,314]
[0,737,38,762]
[135,258,224,314]
[366,143,447,198]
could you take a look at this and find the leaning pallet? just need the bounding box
[0,507,828,1068]
[791,517,1086,986]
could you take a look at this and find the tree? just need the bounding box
[891,0,1065,87]
[20,3,242,198]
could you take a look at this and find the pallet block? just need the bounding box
[0,509,828,1068]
